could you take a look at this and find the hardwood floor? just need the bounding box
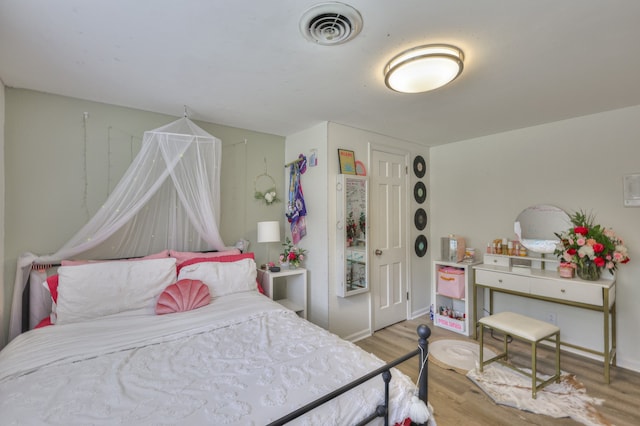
[355,315,640,426]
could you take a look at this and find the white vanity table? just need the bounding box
[473,254,616,383]
[473,204,617,383]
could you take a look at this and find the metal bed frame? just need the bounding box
[268,324,431,426]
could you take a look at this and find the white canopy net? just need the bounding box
[9,117,228,341]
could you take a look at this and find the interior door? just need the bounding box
[371,148,408,330]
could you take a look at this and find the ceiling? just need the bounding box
[2,1,640,146]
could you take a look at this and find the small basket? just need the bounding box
[558,263,575,278]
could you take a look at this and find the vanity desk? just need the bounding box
[473,254,616,383]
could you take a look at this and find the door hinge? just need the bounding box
[406,291,410,301]
[406,165,409,175]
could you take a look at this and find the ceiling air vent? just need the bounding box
[299,2,363,45]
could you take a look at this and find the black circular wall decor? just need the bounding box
[414,208,427,230]
[413,182,427,204]
[413,155,426,178]
[415,235,428,257]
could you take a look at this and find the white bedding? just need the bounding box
[0,291,419,425]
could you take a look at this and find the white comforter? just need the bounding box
[0,291,418,425]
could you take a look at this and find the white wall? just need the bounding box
[285,123,330,329]
[0,80,5,345]
[430,105,640,372]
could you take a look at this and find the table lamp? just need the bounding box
[257,221,280,271]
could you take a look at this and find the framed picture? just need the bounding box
[338,149,356,174]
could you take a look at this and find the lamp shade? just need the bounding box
[384,44,464,93]
[257,221,280,243]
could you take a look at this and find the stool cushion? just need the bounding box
[479,312,559,341]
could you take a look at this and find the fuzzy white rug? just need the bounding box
[427,339,610,426]
[467,363,611,426]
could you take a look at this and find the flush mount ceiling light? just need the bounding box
[384,44,464,93]
[299,2,362,45]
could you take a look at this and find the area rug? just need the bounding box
[467,364,611,426]
[428,338,496,374]
[428,339,610,426]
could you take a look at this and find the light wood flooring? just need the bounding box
[355,315,640,426]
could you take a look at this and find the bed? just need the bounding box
[1,253,432,425]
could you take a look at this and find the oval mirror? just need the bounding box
[514,204,570,254]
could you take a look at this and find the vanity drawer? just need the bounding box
[530,279,603,306]
[475,270,530,293]
[483,254,510,267]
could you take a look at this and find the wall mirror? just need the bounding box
[336,174,368,297]
[514,204,570,254]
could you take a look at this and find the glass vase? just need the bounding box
[576,262,601,281]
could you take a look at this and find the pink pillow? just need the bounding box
[169,249,241,266]
[45,274,59,303]
[156,279,210,315]
[35,316,53,328]
[61,250,170,266]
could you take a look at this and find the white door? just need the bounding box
[370,148,408,330]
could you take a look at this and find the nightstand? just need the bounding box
[257,268,307,319]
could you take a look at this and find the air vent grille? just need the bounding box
[300,2,362,45]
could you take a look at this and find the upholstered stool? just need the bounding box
[478,311,561,399]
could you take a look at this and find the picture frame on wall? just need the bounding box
[338,149,356,174]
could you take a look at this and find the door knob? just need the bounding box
[375,249,383,256]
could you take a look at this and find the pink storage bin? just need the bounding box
[437,266,465,299]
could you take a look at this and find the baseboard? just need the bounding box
[345,328,373,343]
[411,306,429,320]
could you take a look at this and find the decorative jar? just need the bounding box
[558,262,575,278]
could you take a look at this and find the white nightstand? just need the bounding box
[257,268,307,319]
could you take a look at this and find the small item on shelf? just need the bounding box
[463,247,475,262]
[486,243,491,254]
[558,262,575,278]
[519,245,527,256]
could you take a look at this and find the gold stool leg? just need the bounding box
[532,341,538,399]
[479,323,485,372]
[555,331,561,383]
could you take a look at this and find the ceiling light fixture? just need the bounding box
[384,44,464,93]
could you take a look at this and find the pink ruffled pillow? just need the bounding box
[155,279,210,315]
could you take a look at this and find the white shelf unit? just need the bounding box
[257,268,307,319]
[431,260,480,336]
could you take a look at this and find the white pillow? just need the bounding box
[56,257,177,325]
[177,258,257,297]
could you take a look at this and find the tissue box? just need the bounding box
[437,266,465,299]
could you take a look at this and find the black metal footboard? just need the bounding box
[267,324,431,426]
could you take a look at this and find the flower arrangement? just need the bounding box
[279,237,307,268]
[554,210,629,280]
